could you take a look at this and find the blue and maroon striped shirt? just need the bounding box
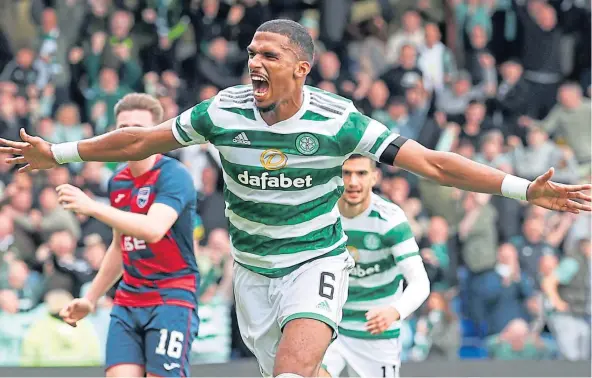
[108,155,199,308]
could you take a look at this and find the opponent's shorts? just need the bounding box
[323,334,402,378]
[105,304,199,377]
[233,251,354,377]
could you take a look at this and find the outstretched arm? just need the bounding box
[394,139,506,193]
[350,112,590,214]
[0,119,181,172]
[0,96,215,172]
[387,138,591,213]
[78,119,181,161]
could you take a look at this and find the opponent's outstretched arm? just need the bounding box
[388,138,591,213]
[0,119,181,172]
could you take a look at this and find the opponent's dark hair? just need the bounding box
[256,19,315,63]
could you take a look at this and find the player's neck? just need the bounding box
[259,87,304,126]
[338,196,371,219]
[128,155,157,177]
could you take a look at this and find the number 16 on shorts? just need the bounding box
[155,329,184,359]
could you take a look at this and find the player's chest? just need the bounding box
[342,219,391,252]
[210,128,343,160]
[109,184,157,214]
[208,109,346,159]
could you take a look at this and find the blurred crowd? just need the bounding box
[0,0,590,368]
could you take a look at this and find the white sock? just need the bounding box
[275,374,304,378]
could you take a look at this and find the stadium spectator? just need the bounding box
[418,23,457,93]
[436,69,495,119]
[41,230,91,297]
[509,215,557,286]
[485,318,555,359]
[192,228,233,364]
[0,259,44,312]
[380,44,423,97]
[543,238,591,361]
[514,2,563,119]
[421,216,453,292]
[473,129,512,172]
[0,212,15,259]
[473,243,537,336]
[493,59,530,138]
[385,10,425,64]
[409,292,460,361]
[0,48,49,93]
[521,83,591,177]
[20,290,101,367]
[509,127,580,184]
[197,166,227,245]
[459,193,498,277]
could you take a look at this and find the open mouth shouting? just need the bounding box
[251,73,270,102]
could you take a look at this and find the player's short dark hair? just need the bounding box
[346,154,377,168]
[256,19,315,63]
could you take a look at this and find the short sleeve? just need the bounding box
[346,112,400,161]
[554,257,580,285]
[153,161,196,215]
[172,97,216,146]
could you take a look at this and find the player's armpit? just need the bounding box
[78,118,182,162]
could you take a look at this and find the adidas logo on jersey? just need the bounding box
[350,263,381,278]
[233,132,251,145]
[316,300,331,312]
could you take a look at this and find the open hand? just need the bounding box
[526,168,591,214]
[366,306,400,335]
[59,297,95,327]
[57,184,97,216]
[0,128,56,173]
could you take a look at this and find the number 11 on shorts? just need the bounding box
[155,329,184,359]
[382,365,399,378]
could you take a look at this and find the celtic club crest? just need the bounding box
[363,234,381,250]
[296,133,320,155]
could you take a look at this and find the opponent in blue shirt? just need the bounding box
[58,94,199,378]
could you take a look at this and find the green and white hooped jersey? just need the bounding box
[173,85,399,278]
[340,193,420,339]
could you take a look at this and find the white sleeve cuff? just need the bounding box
[392,255,430,320]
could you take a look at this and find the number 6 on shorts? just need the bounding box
[319,272,335,300]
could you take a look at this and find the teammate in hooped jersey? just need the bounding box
[57,94,199,378]
[321,155,430,378]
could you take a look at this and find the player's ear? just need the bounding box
[294,60,311,79]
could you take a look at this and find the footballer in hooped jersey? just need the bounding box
[56,94,199,378]
[321,155,429,378]
[1,19,590,378]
